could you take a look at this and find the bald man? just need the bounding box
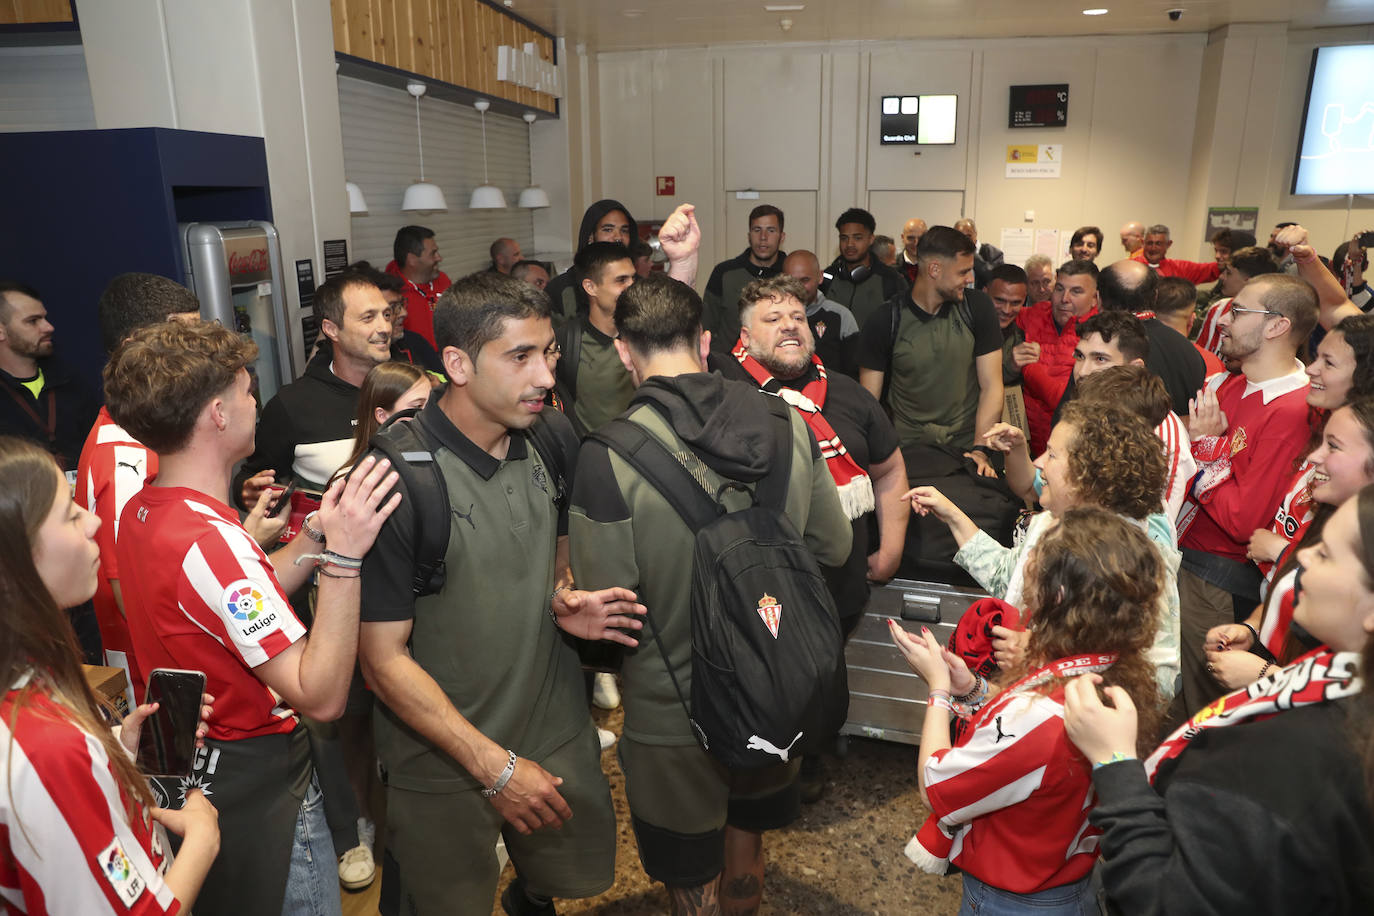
[783,250,861,378]
[1120,221,1146,259]
[955,218,1004,288]
[897,218,927,285]
[488,237,522,274]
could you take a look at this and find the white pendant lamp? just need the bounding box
[469,99,508,209]
[345,181,369,213]
[402,81,447,212]
[517,112,550,209]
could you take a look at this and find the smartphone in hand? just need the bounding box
[137,668,207,779]
[265,477,298,518]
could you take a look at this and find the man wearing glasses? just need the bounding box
[1174,274,1319,718]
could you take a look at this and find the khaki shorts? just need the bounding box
[386,722,614,915]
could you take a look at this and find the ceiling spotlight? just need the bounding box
[780,17,793,31]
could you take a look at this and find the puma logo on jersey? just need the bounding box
[994,715,1016,743]
[452,503,476,530]
[116,459,143,473]
[746,731,803,763]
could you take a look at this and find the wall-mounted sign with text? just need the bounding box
[1006,145,1063,179]
[1009,84,1069,129]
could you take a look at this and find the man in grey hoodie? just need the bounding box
[569,272,850,916]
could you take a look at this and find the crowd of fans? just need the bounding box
[1,200,1373,916]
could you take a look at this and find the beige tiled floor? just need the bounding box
[343,705,965,916]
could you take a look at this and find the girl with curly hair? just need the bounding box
[892,507,1163,914]
[908,401,1181,699]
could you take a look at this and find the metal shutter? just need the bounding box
[338,75,534,277]
[0,45,96,133]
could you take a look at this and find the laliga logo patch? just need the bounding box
[1229,427,1248,457]
[224,580,266,622]
[756,591,782,639]
[97,838,145,904]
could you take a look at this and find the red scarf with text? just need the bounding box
[1144,646,1362,783]
[733,344,874,520]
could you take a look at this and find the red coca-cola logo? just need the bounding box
[228,248,269,275]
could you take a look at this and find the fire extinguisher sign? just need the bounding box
[656,176,675,196]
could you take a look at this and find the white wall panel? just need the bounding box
[723,52,822,191]
[339,76,534,278]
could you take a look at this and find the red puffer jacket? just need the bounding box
[1016,301,1097,454]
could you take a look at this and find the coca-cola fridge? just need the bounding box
[182,220,298,404]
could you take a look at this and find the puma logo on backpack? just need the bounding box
[589,395,849,769]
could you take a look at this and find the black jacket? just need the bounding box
[1092,698,1374,914]
[0,357,99,471]
[232,345,360,505]
[545,199,640,320]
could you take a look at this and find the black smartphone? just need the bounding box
[1359,231,1374,249]
[136,668,206,779]
[265,477,298,518]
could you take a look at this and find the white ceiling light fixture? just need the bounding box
[401,80,447,212]
[517,112,550,208]
[1082,8,1109,14]
[469,99,508,209]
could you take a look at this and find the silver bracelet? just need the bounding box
[481,750,518,798]
[301,511,326,544]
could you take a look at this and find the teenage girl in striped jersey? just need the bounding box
[0,436,219,914]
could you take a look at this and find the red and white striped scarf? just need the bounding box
[1145,646,1362,782]
[732,344,874,520]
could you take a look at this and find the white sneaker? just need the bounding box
[338,842,376,890]
[597,727,617,750]
[357,816,376,852]
[592,672,621,710]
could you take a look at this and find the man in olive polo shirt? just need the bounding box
[554,241,638,437]
[569,273,851,915]
[358,272,647,916]
[858,226,1003,476]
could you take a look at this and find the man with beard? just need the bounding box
[719,275,908,800]
[703,204,788,351]
[1175,274,1317,716]
[982,264,1029,386]
[0,281,99,472]
[824,207,909,328]
[858,226,1002,476]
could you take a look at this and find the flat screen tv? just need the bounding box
[880,94,957,145]
[1291,44,1374,195]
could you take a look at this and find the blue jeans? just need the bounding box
[959,873,1093,916]
[280,775,343,916]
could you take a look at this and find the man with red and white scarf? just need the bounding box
[715,273,908,800]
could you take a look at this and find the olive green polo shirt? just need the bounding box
[571,319,635,436]
[361,399,587,793]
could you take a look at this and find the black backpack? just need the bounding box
[589,397,848,769]
[368,408,568,596]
